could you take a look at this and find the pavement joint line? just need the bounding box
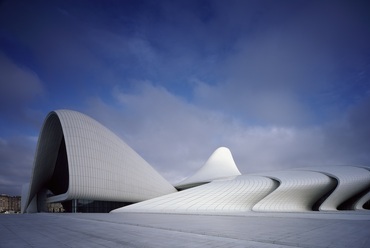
[42,213,318,247]
[3,212,370,248]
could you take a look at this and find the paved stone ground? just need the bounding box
[1,211,370,247]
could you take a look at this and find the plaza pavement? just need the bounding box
[1,211,370,247]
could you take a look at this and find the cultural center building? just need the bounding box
[22,110,370,214]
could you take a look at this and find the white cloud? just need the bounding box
[0,136,35,195]
[1,0,369,195]
[86,82,370,184]
[0,52,44,108]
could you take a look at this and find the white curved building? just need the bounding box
[252,170,336,212]
[353,166,370,210]
[23,109,370,214]
[113,175,278,213]
[175,147,241,190]
[297,166,370,211]
[22,110,176,213]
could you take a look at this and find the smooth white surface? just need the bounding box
[113,175,278,213]
[298,166,370,210]
[252,170,336,212]
[175,147,241,189]
[355,191,370,210]
[22,110,370,215]
[114,166,370,213]
[353,167,370,210]
[23,110,176,213]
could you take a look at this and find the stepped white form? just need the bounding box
[22,109,370,214]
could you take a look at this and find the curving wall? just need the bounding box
[22,110,176,213]
[22,109,370,214]
[297,166,370,211]
[252,170,336,212]
[353,167,370,210]
[113,175,278,213]
[112,166,370,214]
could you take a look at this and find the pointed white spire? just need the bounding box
[176,147,241,189]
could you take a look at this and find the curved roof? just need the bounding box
[175,147,241,189]
[112,175,278,213]
[355,191,370,210]
[22,109,370,214]
[297,166,370,210]
[115,168,366,214]
[353,167,370,210]
[110,163,370,213]
[252,170,336,212]
[22,110,176,213]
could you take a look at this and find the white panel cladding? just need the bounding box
[112,175,278,213]
[353,166,370,210]
[252,170,336,212]
[55,110,176,202]
[297,166,370,210]
[24,109,176,213]
[112,166,370,214]
[176,147,242,189]
[355,191,370,210]
[22,113,64,213]
[23,108,370,214]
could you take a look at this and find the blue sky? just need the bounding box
[1,0,370,196]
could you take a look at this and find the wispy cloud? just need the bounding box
[0,0,369,194]
[87,82,370,183]
[0,136,36,195]
[0,52,44,116]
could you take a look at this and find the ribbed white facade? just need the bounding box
[113,175,277,213]
[113,166,370,214]
[23,109,370,214]
[297,166,370,210]
[22,110,176,213]
[252,170,336,212]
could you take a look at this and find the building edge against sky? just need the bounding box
[21,110,176,213]
[22,110,370,214]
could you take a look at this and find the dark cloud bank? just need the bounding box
[0,0,369,195]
